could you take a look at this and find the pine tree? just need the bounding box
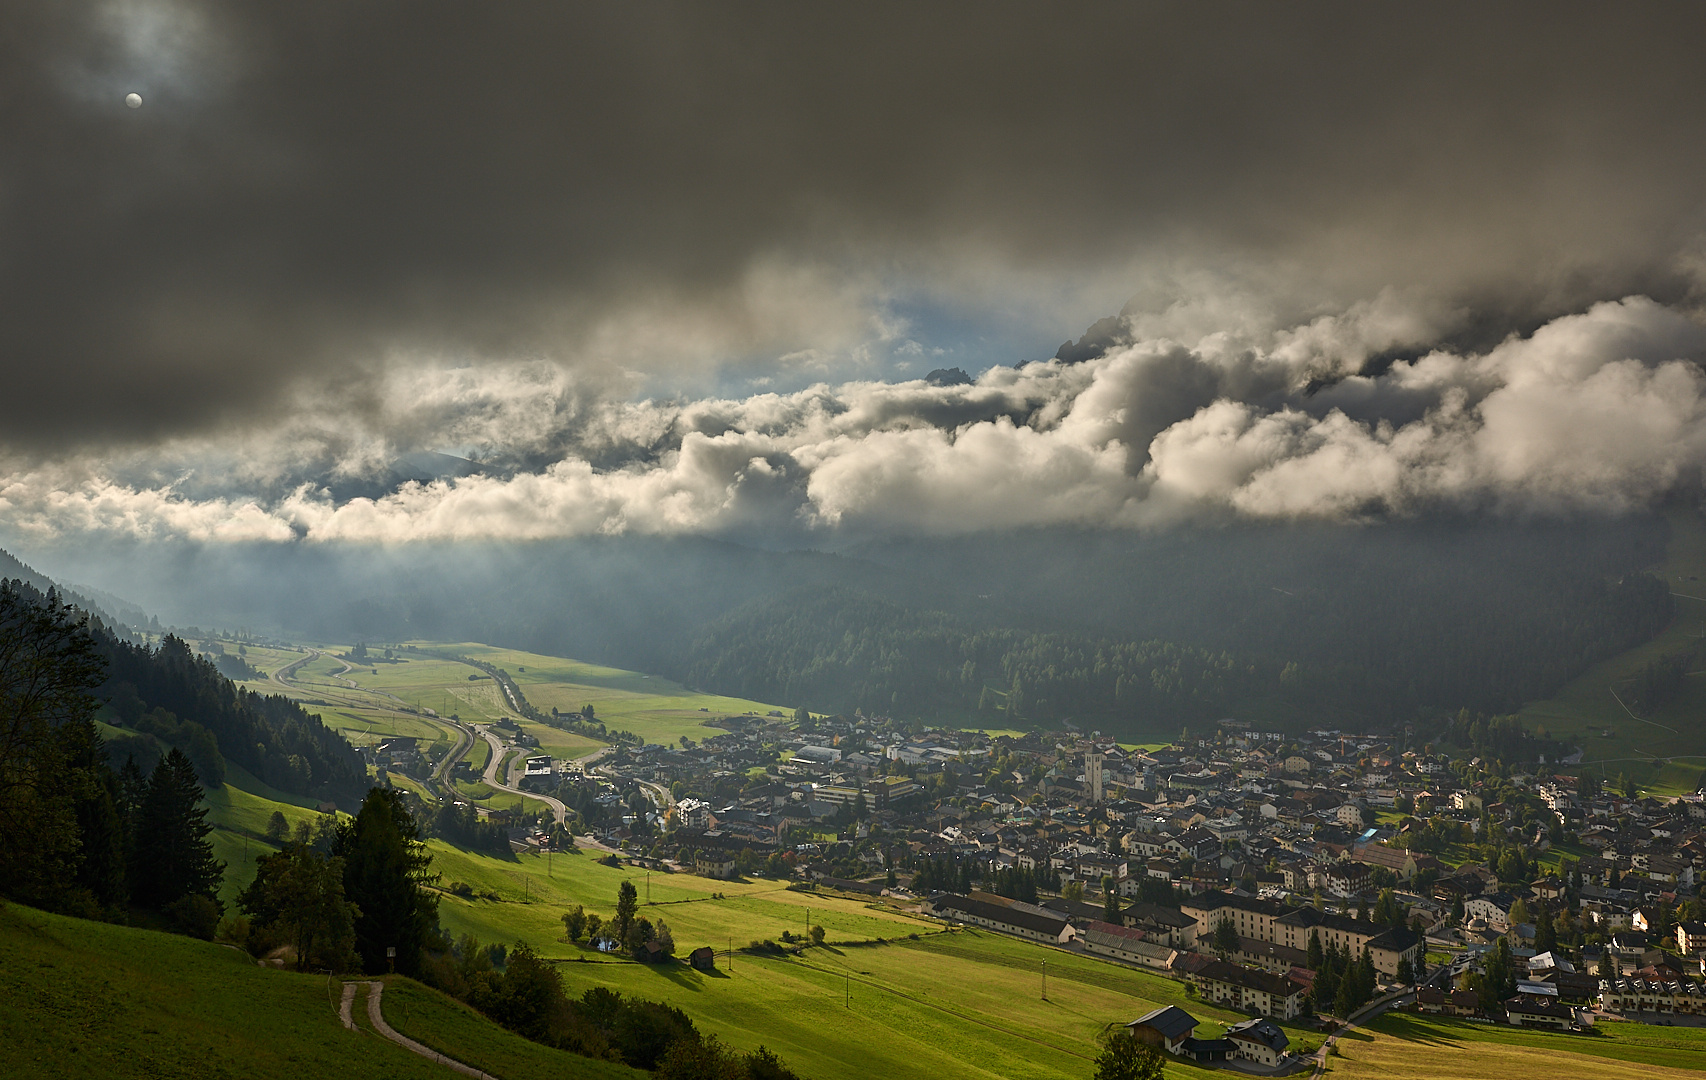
[66,721,128,912]
[615,879,639,943]
[335,787,437,975]
[0,583,106,907]
[1356,947,1377,1006]
[1307,929,1323,971]
[131,748,224,910]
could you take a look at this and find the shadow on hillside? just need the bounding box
[638,961,712,991]
[1365,1013,1465,1048]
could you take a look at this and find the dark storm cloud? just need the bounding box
[6,1,1706,453]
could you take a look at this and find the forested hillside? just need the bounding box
[684,588,1305,730]
[1,574,366,805]
[98,633,368,804]
[682,542,1676,736]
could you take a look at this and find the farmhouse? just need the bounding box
[1125,1005,1198,1055]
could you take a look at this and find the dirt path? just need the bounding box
[339,980,359,1030]
[359,979,498,1080]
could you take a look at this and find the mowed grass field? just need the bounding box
[1326,1010,1706,1079]
[421,839,1317,1080]
[1520,507,1706,791]
[437,643,790,746]
[549,928,1316,1080]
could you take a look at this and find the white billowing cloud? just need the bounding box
[2,295,1704,544]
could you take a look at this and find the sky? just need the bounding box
[5,2,1706,553]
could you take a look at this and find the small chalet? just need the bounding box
[1126,1005,1198,1055]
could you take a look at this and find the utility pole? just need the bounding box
[1041,959,1047,1000]
[845,973,850,1008]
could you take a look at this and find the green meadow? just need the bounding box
[1327,1010,1706,1080]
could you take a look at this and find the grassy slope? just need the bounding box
[1520,508,1706,789]
[428,842,931,950]
[380,977,643,1080]
[1327,1011,1706,1079]
[0,903,450,1080]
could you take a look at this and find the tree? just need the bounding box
[488,943,564,1043]
[1063,880,1085,903]
[745,1045,802,1080]
[626,915,656,958]
[655,919,676,957]
[131,748,225,911]
[1093,1029,1165,1080]
[238,844,358,971]
[1104,881,1123,925]
[1307,929,1324,972]
[335,787,438,975]
[808,924,825,946]
[1212,914,1240,957]
[1598,951,1620,979]
[1508,898,1530,928]
[1535,903,1557,953]
[265,810,290,844]
[0,583,106,907]
[62,718,128,914]
[1334,970,1357,1017]
[1396,956,1414,986]
[615,879,640,943]
[562,904,587,941]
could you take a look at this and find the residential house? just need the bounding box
[1224,1018,1290,1066]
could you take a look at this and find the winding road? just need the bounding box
[476,726,570,825]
